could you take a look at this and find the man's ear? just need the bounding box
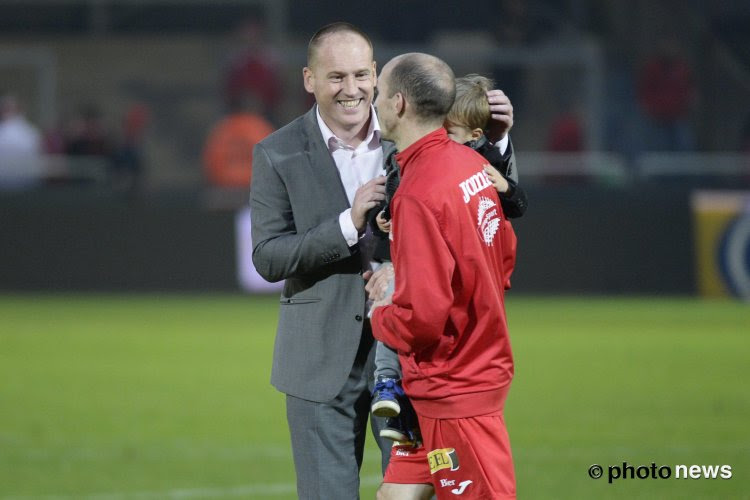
[303,67,314,94]
[395,93,406,117]
[372,61,377,87]
[471,127,484,140]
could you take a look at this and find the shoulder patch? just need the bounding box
[477,196,501,246]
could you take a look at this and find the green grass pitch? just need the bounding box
[0,294,748,499]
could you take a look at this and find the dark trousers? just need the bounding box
[286,321,390,499]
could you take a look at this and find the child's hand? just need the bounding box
[484,164,509,194]
[376,210,391,233]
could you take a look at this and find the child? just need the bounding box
[445,74,527,218]
[369,75,526,443]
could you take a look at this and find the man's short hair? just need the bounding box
[447,74,495,131]
[307,22,373,67]
[386,54,456,123]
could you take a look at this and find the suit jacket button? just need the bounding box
[355,314,363,321]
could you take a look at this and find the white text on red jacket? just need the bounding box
[459,167,493,203]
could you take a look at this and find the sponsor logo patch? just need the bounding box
[451,480,473,495]
[458,169,493,203]
[477,196,501,246]
[428,448,460,474]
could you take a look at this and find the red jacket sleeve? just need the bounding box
[371,194,455,354]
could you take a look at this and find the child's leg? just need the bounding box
[373,343,421,442]
[372,342,404,418]
[374,341,402,380]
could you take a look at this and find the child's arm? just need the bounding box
[499,179,528,219]
[475,136,527,218]
[483,163,527,218]
[368,151,400,237]
[376,210,391,233]
[484,163,509,194]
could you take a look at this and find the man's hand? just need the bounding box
[364,262,394,302]
[371,292,393,311]
[351,176,386,233]
[486,89,514,143]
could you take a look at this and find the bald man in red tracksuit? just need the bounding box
[370,127,517,499]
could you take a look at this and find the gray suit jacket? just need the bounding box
[250,106,395,402]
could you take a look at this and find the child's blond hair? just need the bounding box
[446,74,495,131]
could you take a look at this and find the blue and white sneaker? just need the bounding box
[371,376,404,417]
[380,396,420,444]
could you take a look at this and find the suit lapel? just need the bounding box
[302,107,352,210]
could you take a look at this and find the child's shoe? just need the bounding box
[371,375,404,417]
[379,396,420,444]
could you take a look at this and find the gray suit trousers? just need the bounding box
[286,320,390,499]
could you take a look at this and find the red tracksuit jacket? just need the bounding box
[371,128,515,419]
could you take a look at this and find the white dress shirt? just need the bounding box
[316,106,385,247]
[315,106,509,247]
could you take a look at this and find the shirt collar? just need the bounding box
[316,104,381,152]
[395,127,449,175]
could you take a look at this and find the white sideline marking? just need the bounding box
[1,476,383,499]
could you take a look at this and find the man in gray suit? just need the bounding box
[250,22,518,499]
[250,22,389,499]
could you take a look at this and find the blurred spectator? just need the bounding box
[637,38,697,151]
[497,0,531,45]
[0,93,43,189]
[547,111,584,152]
[495,0,561,46]
[491,0,559,119]
[223,17,282,124]
[42,117,67,156]
[543,109,586,185]
[112,102,150,194]
[64,104,114,157]
[202,98,274,188]
[491,0,531,109]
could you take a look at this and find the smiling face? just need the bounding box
[303,31,376,141]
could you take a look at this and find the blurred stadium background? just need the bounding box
[1,1,749,499]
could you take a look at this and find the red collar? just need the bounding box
[395,128,450,175]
